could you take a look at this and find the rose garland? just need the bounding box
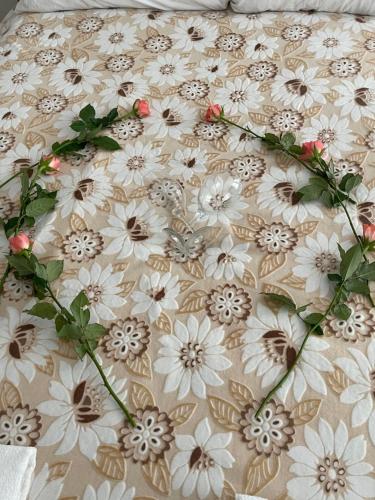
[0,99,150,427]
[205,103,375,416]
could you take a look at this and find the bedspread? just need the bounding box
[0,7,375,500]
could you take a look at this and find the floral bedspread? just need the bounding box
[0,7,375,500]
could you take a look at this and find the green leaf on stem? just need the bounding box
[339,243,363,281]
[79,104,96,125]
[91,136,121,151]
[298,177,327,202]
[262,293,296,311]
[26,197,56,218]
[57,323,82,340]
[70,120,86,133]
[333,303,352,320]
[75,343,87,360]
[46,260,64,282]
[263,133,280,144]
[7,255,34,276]
[355,262,375,281]
[70,291,90,327]
[84,323,106,340]
[339,173,362,193]
[26,302,57,320]
[303,312,324,335]
[55,314,67,332]
[328,273,342,282]
[345,278,370,296]
[280,132,295,149]
[34,261,48,281]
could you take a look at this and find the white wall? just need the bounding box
[0,0,15,19]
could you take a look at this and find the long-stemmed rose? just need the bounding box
[205,104,375,417]
[0,100,150,426]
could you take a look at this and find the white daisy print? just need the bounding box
[228,121,266,154]
[340,14,375,33]
[101,201,167,261]
[195,57,228,84]
[257,166,323,224]
[99,74,149,109]
[0,102,31,130]
[144,97,195,140]
[189,176,248,226]
[171,418,234,499]
[288,419,375,499]
[334,184,375,236]
[57,166,112,219]
[308,29,353,59]
[204,234,251,280]
[83,481,135,500]
[0,62,41,96]
[171,19,217,53]
[243,304,333,402]
[28,463,64,500]
[131,272,180,323]
[144,53,191,86]
[155,315,231,400]
[40,27,72,47]
[38,357,127,459]
[293,232,341,297]
[232,12,276,30]
[50,58,100,97]
[302,114,354,158]
[0,305,57,386]
[334,76,375,122]
[132,10,173,30]
[29,211,57,255]
[246,34,279,60]
[216,78,263,114]
[169,148,207,182]
[95,22,136,54]
[335,339,375,445]
[2,144,47,198]
[60,262,126,322]
[271,67,329,110]
[109,141,162,186]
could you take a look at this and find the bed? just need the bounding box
[0,2,375,499]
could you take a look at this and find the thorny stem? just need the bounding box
[220,117,374,413]
[46,284,135,426]
[86,347,136,427]
[255,280,346,417]
[0,171,23,190]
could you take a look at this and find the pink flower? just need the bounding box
[8,232,32,254]
[205,103,223,122]
[363,224,375,241]
[134,99,150,118]
[300,140,325,161]
[40,155,61,175]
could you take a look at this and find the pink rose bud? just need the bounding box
[49,156,61,174]
[134,99,150,118]
[205,104,223,122]
[300,140,325,161]
[8,232,32,254]
[363,224,375,241]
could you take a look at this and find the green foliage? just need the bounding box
[26,302,57,320]
[262,293,297,311]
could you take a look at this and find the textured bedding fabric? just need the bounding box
[15,0,229,12]
[1,7,375,500]
[231,0,375,15]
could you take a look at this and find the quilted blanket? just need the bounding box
[0,7,375,500]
